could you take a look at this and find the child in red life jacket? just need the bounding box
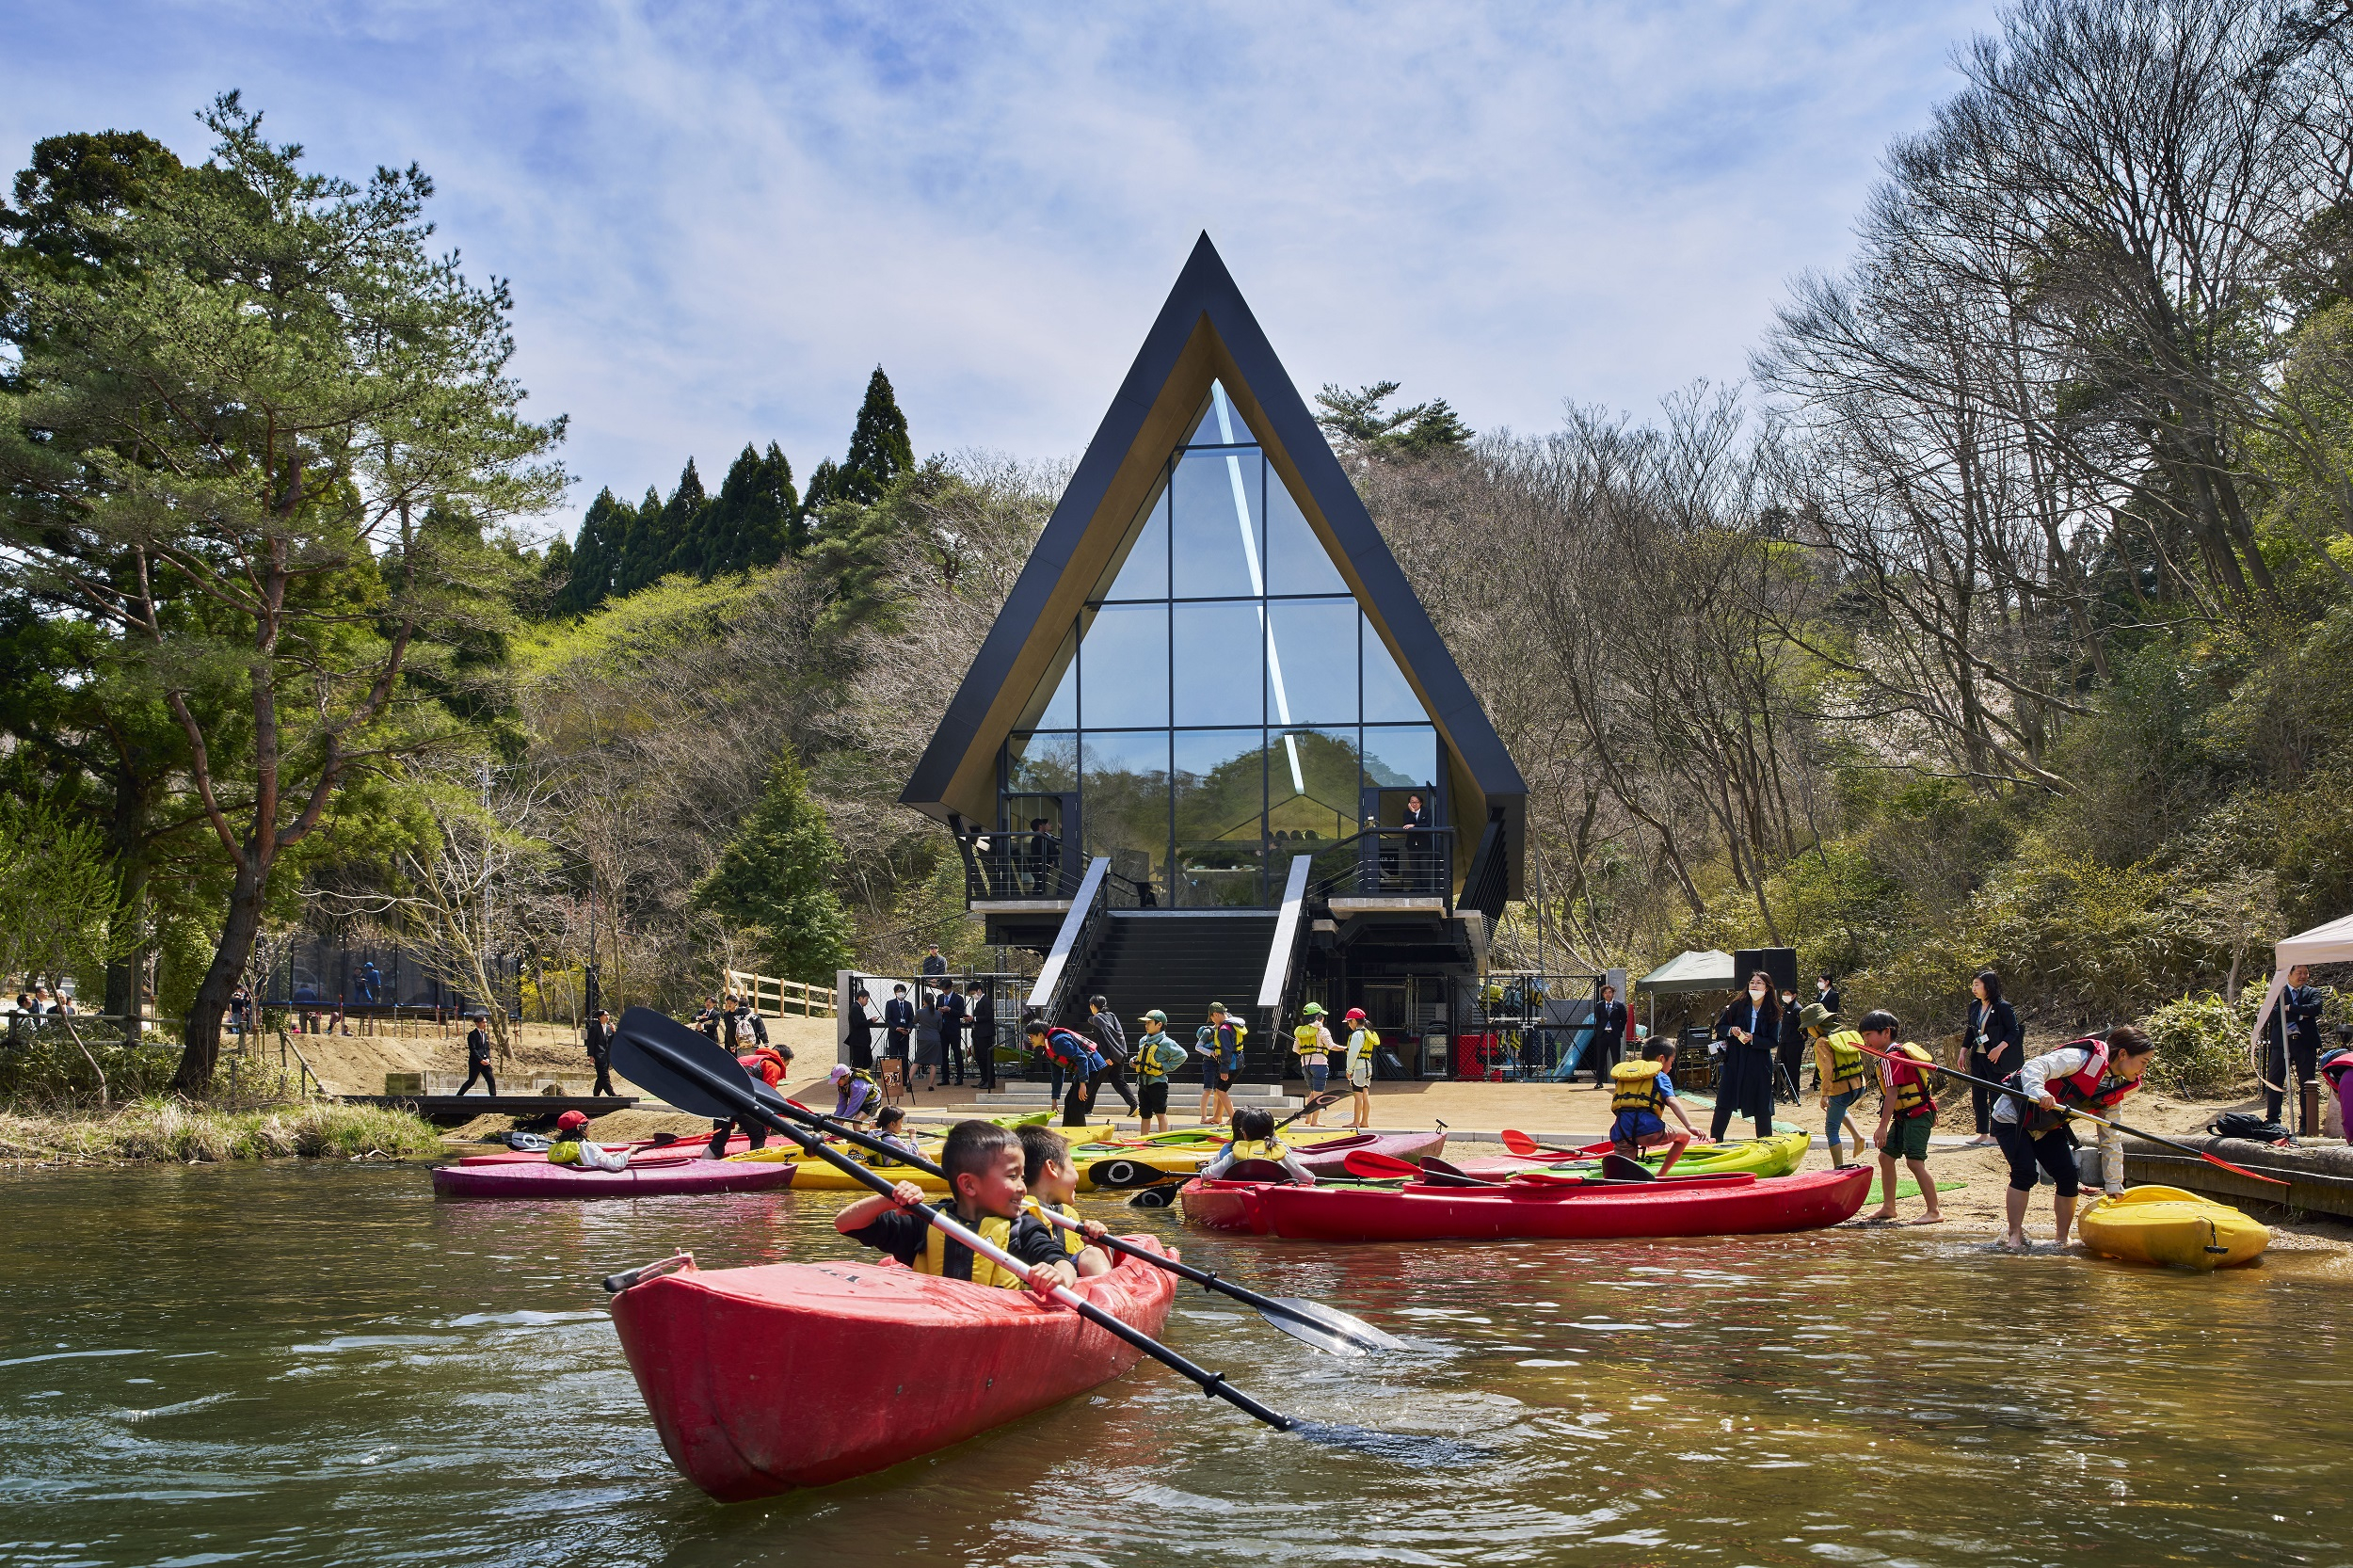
[1860,1010,1945,1225]
[836,1120,1075,1293]
[1991,1024,2155,1253]
[705,1041,791,1160]
[1016,1125,1112,1276]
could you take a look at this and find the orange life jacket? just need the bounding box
[738,1047,788,1087]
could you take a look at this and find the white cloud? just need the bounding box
[3,0,2000,535]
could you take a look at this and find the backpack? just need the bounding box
[2208,1112,2294,1144]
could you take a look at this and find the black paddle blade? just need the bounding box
[1088,1157,1175,1190]
[1599,1153,1656,1181]
[611,1007,758,1121]
[1415,1156,1498,1186]
[1127,1184,1180,1208]
[1288,1421,1495,1464]
[1263,1296,1410,1354]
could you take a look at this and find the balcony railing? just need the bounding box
[1304,826,1455,908]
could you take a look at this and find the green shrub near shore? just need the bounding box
[0,1098,442,1165]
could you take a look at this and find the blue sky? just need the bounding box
[5,2,1999,538]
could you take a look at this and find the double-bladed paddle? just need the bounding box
[1847,1037,2290,1189]
[1499,1128,1587,1160]
[612,1010,1405,1370]
[1343,1148,1496,1185]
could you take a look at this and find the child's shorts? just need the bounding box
[1609,1110,1666,1144]
[1138,1080,1170,1118]
[1880,1113,1934,1161]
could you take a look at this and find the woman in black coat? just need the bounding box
[1710,971,1781,1142]
[844,986,875,1071]
[1963,969,2022,1144]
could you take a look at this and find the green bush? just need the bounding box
[2137,991,2256,1098]
[0,1097,442,1163]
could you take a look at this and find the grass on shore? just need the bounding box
[0,1097,443,1165]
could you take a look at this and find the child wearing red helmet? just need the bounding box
[546,1109,627,1171]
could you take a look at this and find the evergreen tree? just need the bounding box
[1313,381,1472,459]
[535,534,572,617]
[695,441,798,577]
[657,456,708,581]
[557,487,628,613]
[836,365,912,505]
[801,456,840,524]
[695,752,856,984]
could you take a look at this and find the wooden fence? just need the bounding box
[724,969,839,1019]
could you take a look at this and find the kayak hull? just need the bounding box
[431,1156,796,1199]
[610,1243,1179,1500]
[1451,1128,1812,1182]
[2078,1185,2269,1271]
[1180,1164,1873,1242]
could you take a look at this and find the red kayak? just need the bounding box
[610,1242,1179,1499]
[431,1154,795,1198]
[1179,1164,1873,1241]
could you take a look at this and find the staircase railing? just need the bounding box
[1459,817,1508,920]
[1024,856,1112,1027]
[1302,826,1455,909]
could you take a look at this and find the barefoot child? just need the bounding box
[1800,1002,1872,1169]
[835,1120,1075,1292]
[1861,1010,1945,1224]
[1016,1125,1112,1276]
[1200,1107,1318,1184]
[1608,1042,1699,1176]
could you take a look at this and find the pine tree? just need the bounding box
[657,456,709,581]
[696,441,799,577]
[836,365,912,505]
[695,752,856,984]
[801,456,840,525]
[536,533,572,617]
[1313,381,1472,460]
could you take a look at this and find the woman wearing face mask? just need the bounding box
[1710,971,1781,1143]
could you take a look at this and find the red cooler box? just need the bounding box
[1451,1032,1502,1081]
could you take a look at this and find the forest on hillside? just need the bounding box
[5,0,2350,1096]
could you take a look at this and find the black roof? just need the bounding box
[900,233,1525,893]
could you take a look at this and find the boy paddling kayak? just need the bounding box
[836,1121,1078,1294]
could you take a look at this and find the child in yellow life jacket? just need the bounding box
[1860,1009,1945,1224]
[1016,1125,1112,1277]
[1608,1042,1700,1176]
[1799,1002,1872,1169]
[836,1120,1075,1292]
[1201,1106,1318,1184]
[546,1109,628,1171]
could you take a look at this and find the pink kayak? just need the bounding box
[432,1153,796,1199]
[455,1133,750,1167]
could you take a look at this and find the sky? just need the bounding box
[5,1,2003,539]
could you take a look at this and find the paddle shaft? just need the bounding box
[770,1099,1375,1345]
[1847,1037,2289,1188]
[616,1024,1298,1428]
[1273,1092,1345,1132]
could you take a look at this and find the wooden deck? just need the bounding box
[2123,1135,2353,1219]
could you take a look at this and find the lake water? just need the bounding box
[1,1164,2347,1567]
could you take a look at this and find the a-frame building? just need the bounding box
[903,233,1525,1080]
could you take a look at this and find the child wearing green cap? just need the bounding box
[1291,1002,1337,1126]
[1131,1010,1186,1134]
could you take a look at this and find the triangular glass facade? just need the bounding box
[1000,379,1442,906]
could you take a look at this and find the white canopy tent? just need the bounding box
[1634,950,1737,994]
[2249,911,2353,1053]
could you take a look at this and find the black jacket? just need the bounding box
[1966,998,2023,1065]
[584,1018,612,1059]
[466,1026,490,1064]
[1713,998,1780,1053]
[882,998,915,1036]
[1090,1010,1130,1064]
[1592,1000,1627,1044]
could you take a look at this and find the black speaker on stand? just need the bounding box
[1732,947,1799,996]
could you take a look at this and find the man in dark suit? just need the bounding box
[457,1018,495,1096]
[938,984,968,1087]
[1586,984,1628,1089]
[882,984,916,1075]
[2265,964,2326,1130]
[584,1009,616,1097]
[967,981,996,1091]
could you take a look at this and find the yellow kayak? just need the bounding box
[2078,1186,2269,1271]
[728,1141,952,1192]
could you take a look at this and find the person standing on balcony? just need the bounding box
[1027,817,1057,895]
[938,983,968,1088]
[921,943,949,984]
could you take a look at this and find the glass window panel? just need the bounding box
[1362,725,1438,791]
[1361,614,1424,722]
[1266,728,1360,844]
[1079,603,1167,728]
[1171,448,1263,598]
[1180,378,1260,448]
[1173,728,1264,907]
[1081,731,1171,897]
[1096,475,1167,601]
[1005,731,1078,793]
[1266,475,1347,595]
[1017,625,1078,730]
[1263,597,1357,728]
[1171,601,1264,727]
